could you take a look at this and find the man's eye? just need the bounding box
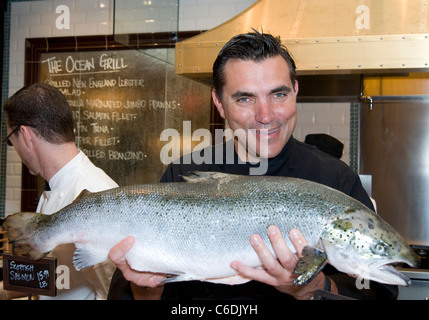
[273,92,287,99]
[237,97,255,104]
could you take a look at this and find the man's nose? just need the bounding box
[255,100,274,124]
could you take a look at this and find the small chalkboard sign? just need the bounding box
[2,254,57,297]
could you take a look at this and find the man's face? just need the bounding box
[212,55,298,160]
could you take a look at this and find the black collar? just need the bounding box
[216,137,297,176]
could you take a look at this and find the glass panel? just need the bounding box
[113,0,179,52]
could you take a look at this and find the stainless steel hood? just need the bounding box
[175,0,429,79]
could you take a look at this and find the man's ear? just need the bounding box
[19,125,35,149]
[294,80,299,95]
[212,89,226,119]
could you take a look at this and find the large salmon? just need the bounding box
[3,172,419,286]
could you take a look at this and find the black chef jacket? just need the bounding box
[108,137,398,300]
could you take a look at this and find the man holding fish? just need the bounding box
[107,31,403,300]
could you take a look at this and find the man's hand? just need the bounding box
[230,226,335,300]
[108,236,166,299]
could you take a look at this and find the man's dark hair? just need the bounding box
[212,30,297,100]
[3,83,75,144]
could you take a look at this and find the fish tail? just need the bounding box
[4,212,48,260]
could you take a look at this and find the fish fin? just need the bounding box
[161,273,250,285]
[3,212,49,260]
[161,273,190,284]
[73,243,107,271]
[182,171,236,183]
[73,189,93,202]
[205,274,251,285]
[293,246,327,285]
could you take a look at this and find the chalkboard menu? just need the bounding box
[3,254,57,297]
[39,49,212,186]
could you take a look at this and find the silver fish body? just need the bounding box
[4,172,419,286]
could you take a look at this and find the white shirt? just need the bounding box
[37,150,118,300]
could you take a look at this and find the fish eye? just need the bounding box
[375,244,385,253]
[371,241,388,255]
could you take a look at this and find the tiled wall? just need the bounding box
[295,103,350,164]
[2,0,351,216]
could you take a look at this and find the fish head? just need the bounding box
[322,209,420,286]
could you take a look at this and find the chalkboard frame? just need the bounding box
[21,32,224,212]
[3,254,57,297]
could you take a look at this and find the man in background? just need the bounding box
[1,83,118,299]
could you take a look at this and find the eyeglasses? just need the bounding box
[3,126,21,146]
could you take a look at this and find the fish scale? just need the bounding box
[3,172,419,286]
